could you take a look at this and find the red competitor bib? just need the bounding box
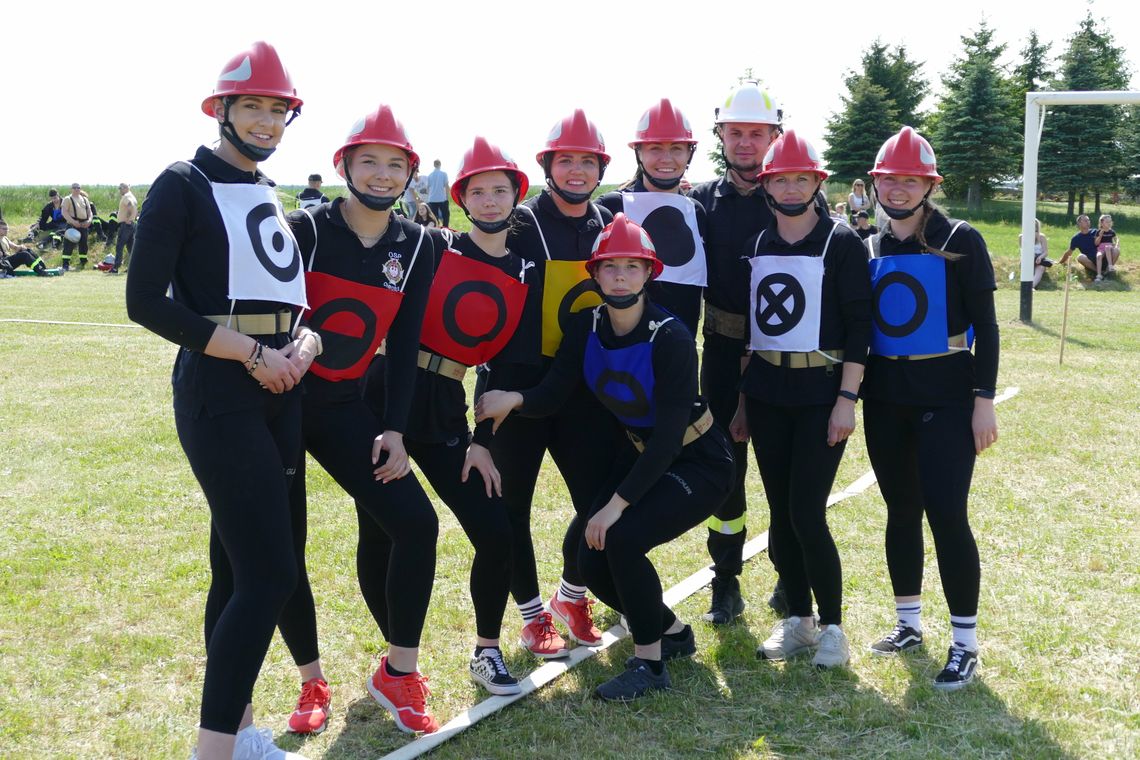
[419,250,529,366]
[303,271,403,381]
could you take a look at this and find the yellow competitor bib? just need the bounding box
[541,259,602,357]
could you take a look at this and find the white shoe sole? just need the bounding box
[518,638,569,659]
[469,671,523,696]
[758,643,816,661]
[933,674,975,691]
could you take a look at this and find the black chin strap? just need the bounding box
[635,145,695,191]
[542,154,605,205]
[601,288,644,309]
[218,96,298,163]
[872,180,931,220]
[343,160,412,212]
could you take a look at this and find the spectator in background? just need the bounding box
[109,183,138,274]
[297,173,329,209]
[61,183,93,271]
[426,159,450,227]
[834,201,849,225]
[848,178,871,221]
[853,210,878,240]
[1058,214,1099,280]
[1018,218,1051,290]
[1,218,49,276]
[37,189,67,233]
[1094,214,1120,281]
[413,202,438,227]
[401,168,421,217]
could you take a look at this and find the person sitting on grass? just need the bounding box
[1093,214,1120,281]
[1058,215,1099,280]
[1019,218,1051,290]
[0,218,49,276]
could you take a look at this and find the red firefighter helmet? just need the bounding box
[200,41,301,117]
[869,126,943,182]
[586,213,664,280]
[536,109,611,167]
[757,130,829,180]
[333,105,419,174]
[628,98,697,147]
[451,137,530,206]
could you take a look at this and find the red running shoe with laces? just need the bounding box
[549,594,603,645]
[286,677,331,734]
[366,656,440,734]
[519,611,570,658]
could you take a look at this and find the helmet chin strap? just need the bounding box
[763,187,818,217]
[343,161,410,212]
[636,146,695,191]
[601,289,644,309]
[875,183,932,220]
[543,154,605,205]
[218,97,300,163]
[461,189,519,233]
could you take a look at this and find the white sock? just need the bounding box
[950,614,978,651]
[896,600,922,632]
[517,595,544,624]
[557,579,587,604]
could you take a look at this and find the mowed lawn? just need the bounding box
[0,250,1137,759]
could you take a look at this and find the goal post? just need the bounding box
[1020,90,1140,322]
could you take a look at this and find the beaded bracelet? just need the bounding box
[245,342,264,375]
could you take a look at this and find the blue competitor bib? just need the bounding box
[868,254,950,356]
[582,307,671,428]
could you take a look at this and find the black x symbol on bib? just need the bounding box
[755,273,805,337]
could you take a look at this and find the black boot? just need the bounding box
[702,575,745,625]
[768,577,789,617]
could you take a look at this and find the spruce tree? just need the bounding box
[823,80,898,183]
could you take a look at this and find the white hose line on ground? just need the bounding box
[381,386,1021,760]
[0,318,141,328]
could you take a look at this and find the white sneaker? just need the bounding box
[233,725,310,760]
[758,616,820,660]
[812,625,851,668]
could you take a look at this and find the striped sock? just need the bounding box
[896,600,922,632]
[950,615,978,651]
[517,595,545,624]
[556,579,588,604]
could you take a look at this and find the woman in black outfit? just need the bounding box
[478,214,734,702]
[278,104,442,736]
[862,126,998,691]
[730,131,870,670]
[126,41,313,760]
[490,110,622,658]
[359,136,530,697]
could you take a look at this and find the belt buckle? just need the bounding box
[426,354,443,374]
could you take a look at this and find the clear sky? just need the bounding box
[3,0,1137,189]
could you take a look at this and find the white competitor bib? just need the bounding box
[747,223,839,352]
[209,179,307,308]
[620,192,707,287]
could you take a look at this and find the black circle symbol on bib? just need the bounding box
[442,281,508,348]
[246,202,301,282]
[755,273,805,336]
[641,206,695,267]
[593,369,651,419]
[558,279,600,332]
[873,271,928,338]
[307,297,377,371]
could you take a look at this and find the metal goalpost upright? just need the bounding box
[1019,90,1140,322]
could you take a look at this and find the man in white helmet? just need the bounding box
[687,82,786,624]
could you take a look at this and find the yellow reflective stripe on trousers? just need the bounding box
[706,515,746,534]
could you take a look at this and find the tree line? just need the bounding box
[821,12,1135,216]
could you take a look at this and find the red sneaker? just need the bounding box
[549,594,603,645]
[519,611,570,659]
[286,677,331,734]
[366,656,440,734]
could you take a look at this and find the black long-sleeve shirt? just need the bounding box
[861,211,999,407]
[287,199,433,433]
[519,302,710,504]
[126,146,298,416]
[738,208,872,407]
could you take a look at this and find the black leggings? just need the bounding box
[746,399,846,625]
[176,393,303,735]
[578,438,733,645]
[489,383,626,604]
[700,336,752,576]
[863,400,980,617]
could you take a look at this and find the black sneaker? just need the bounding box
[768,579,789,617]
[468,647,521,696]
[660,624,696,662]
[702,576,745,625]
[933,645,978,691]
[595,657,670,702]
[870,621,924,656]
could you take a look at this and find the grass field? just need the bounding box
[1,217,1137,759]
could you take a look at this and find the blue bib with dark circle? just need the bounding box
[583,332,656,428]
[869,254,950,356]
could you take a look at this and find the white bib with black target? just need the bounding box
[747,222,839,353]
[188,163,308,309]
[619,192,706,287]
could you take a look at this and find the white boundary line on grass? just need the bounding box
[0,318,141,328]
[380,386,1021,760]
